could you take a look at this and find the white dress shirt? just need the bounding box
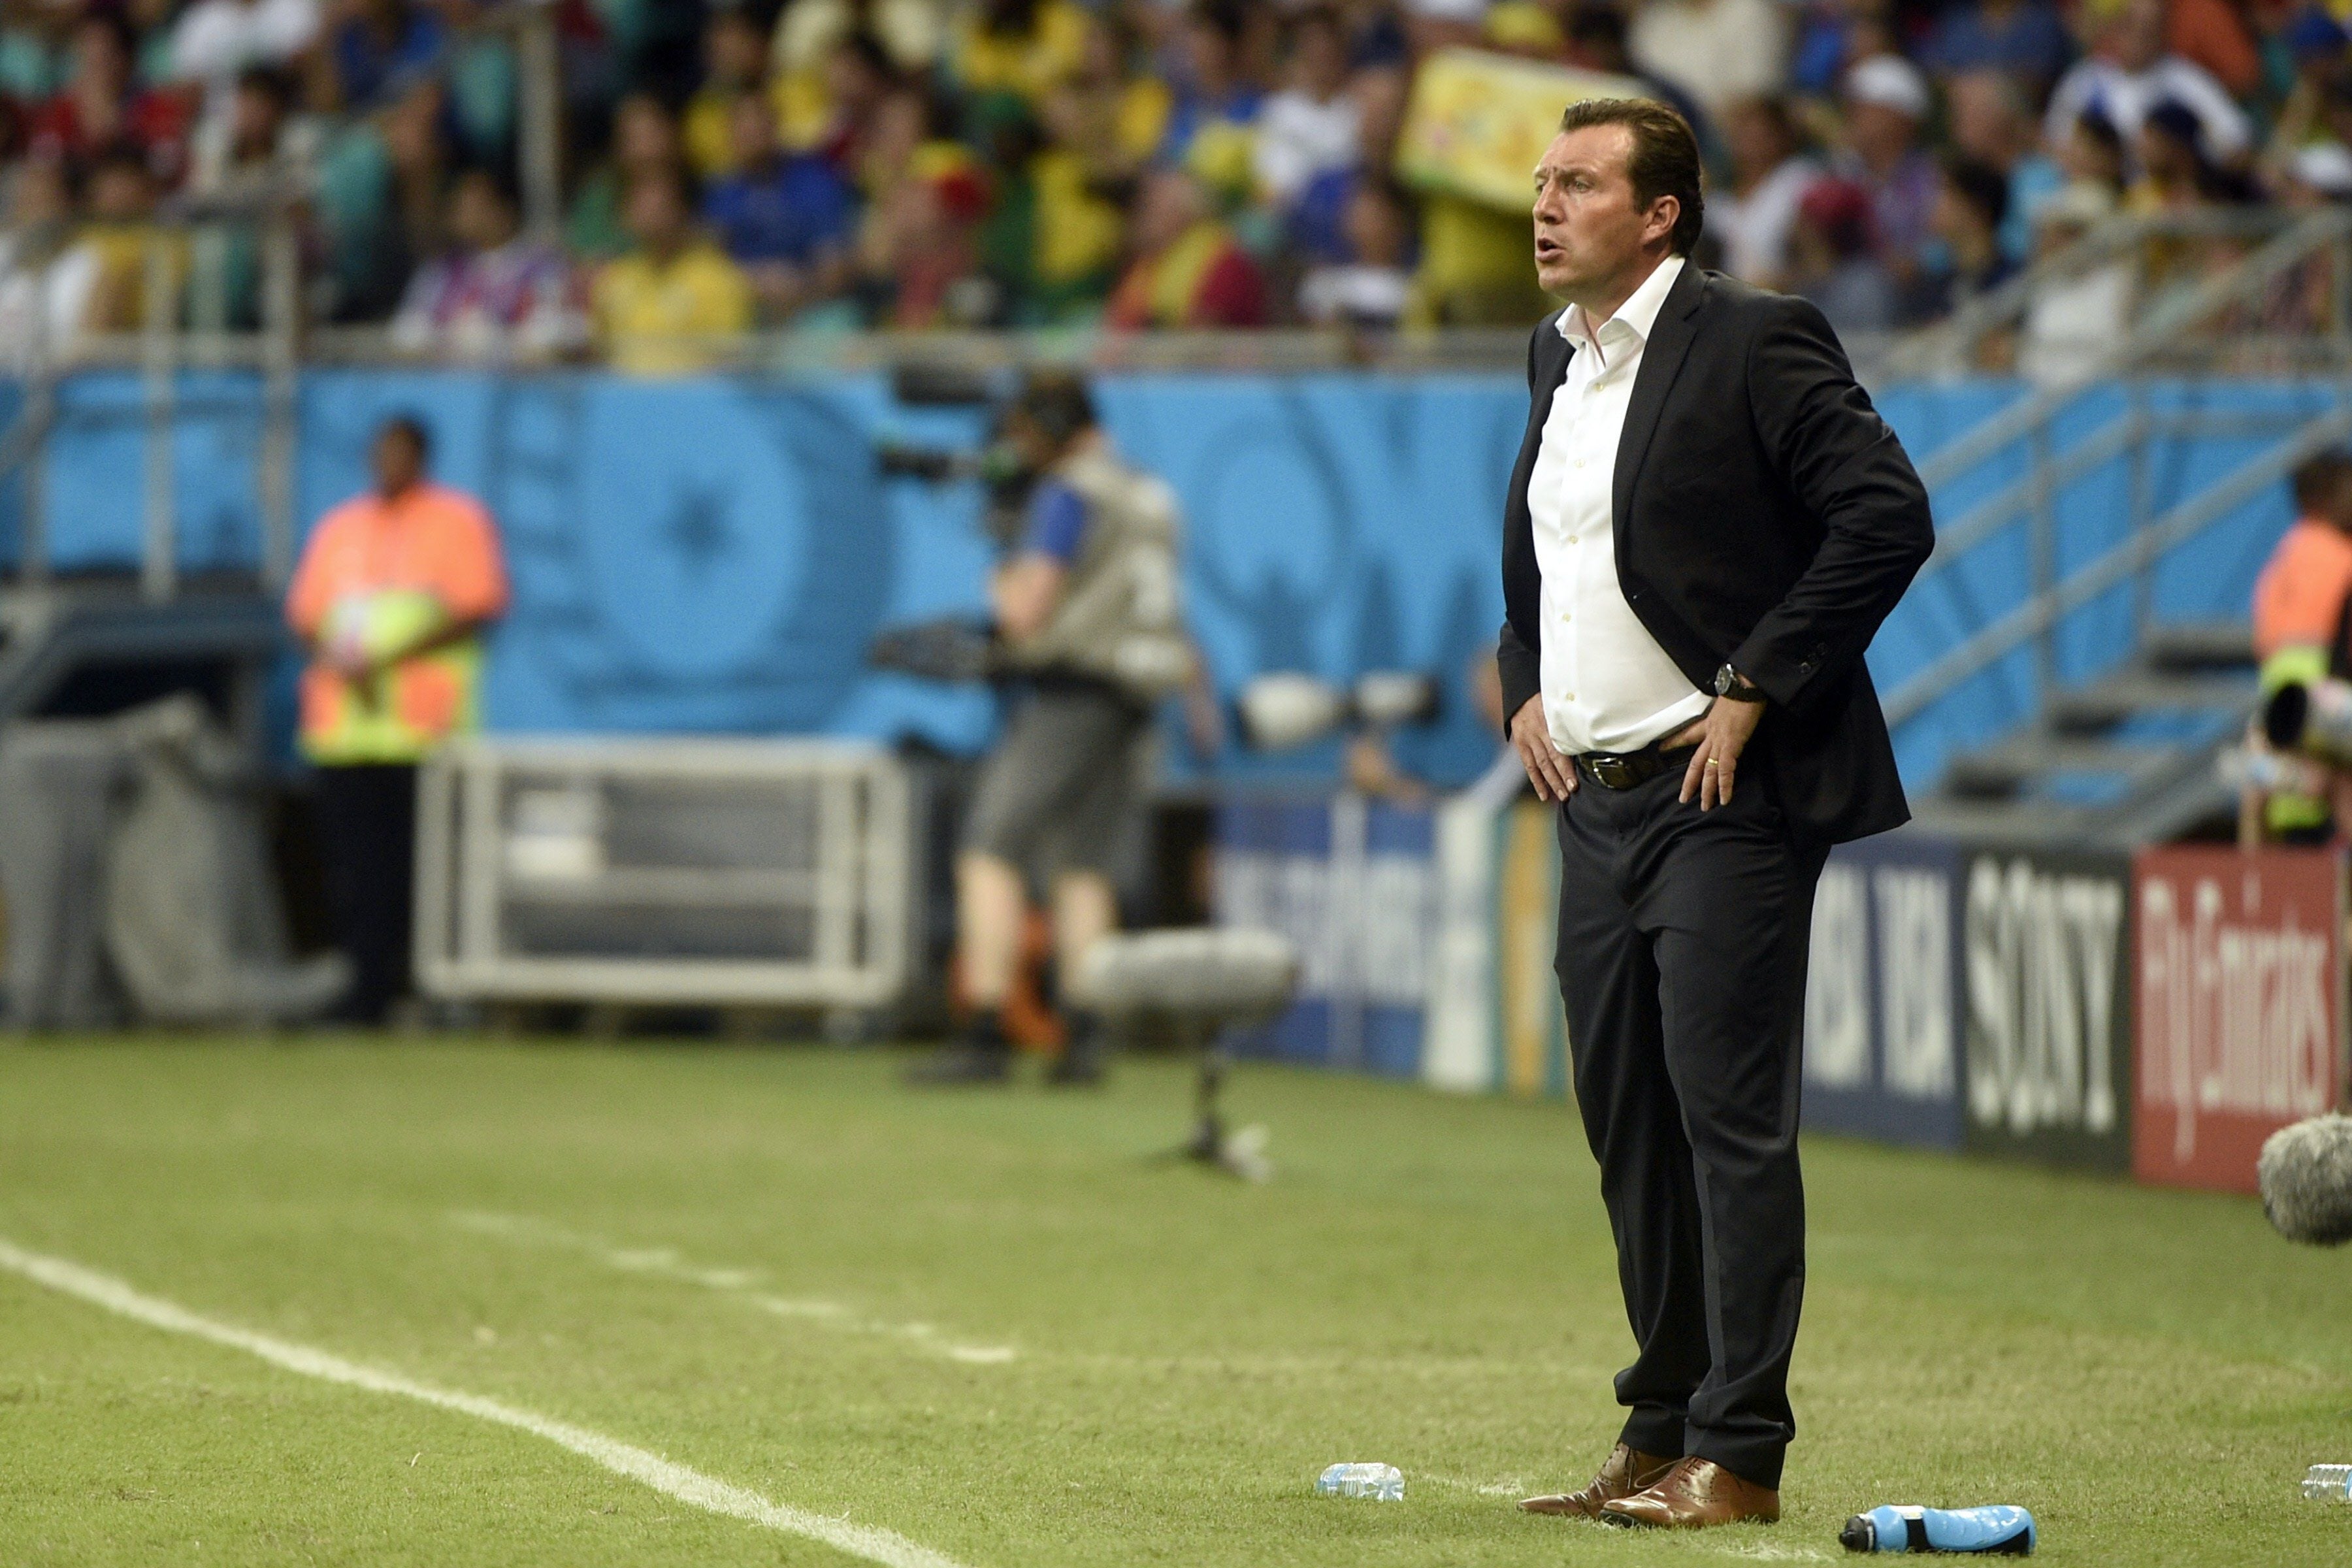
[1530,252,1712,757]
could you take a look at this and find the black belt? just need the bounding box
[1575,742,1697,791]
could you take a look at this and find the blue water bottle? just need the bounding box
[1839,1505,2036,1554]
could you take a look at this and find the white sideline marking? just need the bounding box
[0,1237,971,1568]
[451,1212,1018,1366]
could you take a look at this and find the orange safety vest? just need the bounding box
[284,482,510,764]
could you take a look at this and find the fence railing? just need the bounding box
[1881,208,2352,730]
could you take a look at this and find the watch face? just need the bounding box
[1714,666,1733,696]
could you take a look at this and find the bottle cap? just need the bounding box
[1838,1514,1876,1552]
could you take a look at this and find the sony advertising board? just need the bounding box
[2133,845,2346,1194]
[1801,831,1966,1150]
[1960,845,2135,1172]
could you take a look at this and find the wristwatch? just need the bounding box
[1713,663,1764,702]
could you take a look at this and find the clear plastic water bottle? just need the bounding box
[1317,1463,1403,1501]
[2304,1465,2352,1501]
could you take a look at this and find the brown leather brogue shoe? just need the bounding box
[1597,1457,1780,1529]
[1518,1443,1679,1519]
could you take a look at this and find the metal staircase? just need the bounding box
[1880,209,2352,847]
[1910,620,2257,846]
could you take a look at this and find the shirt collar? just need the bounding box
[1556,253,1686,365]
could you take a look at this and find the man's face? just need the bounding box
[728,94,777,169]
[627,180,687,252]
[1531,125,1667,296]
[449,176,512,250]
[371,429,424,496]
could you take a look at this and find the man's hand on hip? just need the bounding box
[1679,696,1765,810]
[1511,694,1577,802]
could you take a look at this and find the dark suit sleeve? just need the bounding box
[1497,618,1541,735]
[1495,321,1550,736]
[1728,295,1935,718]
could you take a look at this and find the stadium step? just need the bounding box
[1924,620,2258,845]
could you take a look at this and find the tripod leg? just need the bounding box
[1186,1028,1226,1162]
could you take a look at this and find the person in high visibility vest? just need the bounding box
[2245,448,2352,844]
[286,415,510,1024]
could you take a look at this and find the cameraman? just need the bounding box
[910,371,1191,1086]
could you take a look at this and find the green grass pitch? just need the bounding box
[0,1039,2345,1566]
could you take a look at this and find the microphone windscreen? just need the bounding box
[2259,1113,2352,1246]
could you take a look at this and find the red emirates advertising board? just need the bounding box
[2132,846,2347,1193]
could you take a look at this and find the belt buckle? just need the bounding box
[1588,754,1635,790]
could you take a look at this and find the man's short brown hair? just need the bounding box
[1557,97,1705,255]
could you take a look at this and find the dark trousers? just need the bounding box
[312,762,419,1026]
[1553,762,1829,1491]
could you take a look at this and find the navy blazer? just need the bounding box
[1497,263,1935,844]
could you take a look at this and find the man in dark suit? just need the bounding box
[1500,99,1933,1529]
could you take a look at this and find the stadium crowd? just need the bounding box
[1,0,2351,367]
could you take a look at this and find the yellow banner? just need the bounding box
[1397,49,1656,213]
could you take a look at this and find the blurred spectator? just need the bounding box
[286,414,508,1026]
[1028,21,1166,320]
[1286,63,1405,265]
[2164,0,2262,100]
[1629,0,1790,121]
[0,156,99,367]
[594,168,754,373]
[1946,69,2066,263]
[2259,10,2352,184]
[1788,176,1899,335]
[1162,0,1264,169]
[1790,0,1900,100]
[189,60,310,196]
[1929,155,2017,313]
[378,73,451,284]
[703,91,857,322]
[568,90,684,261]
[1838,56,1940,306]
[772,0,942,150]
[855,145,994,327]
[172,0,321,135]
[27,11,191,180]
[1297,174,1413,328]
[684,6,777,182]
[812,31,904,177]
[74,143,186,333]
[2129,96,2255,212]
[1562,4,1714,147]
[956,0,1089,108]
[2018,180,2134,380]
[2055,105,2130,194]
[1918,0,2071,97]
[1252,7,1356,212]
[2252,449,2352,660]
[389,168,583,363]
[1105,167,1267,329]
[2044,0,2251,171]
[328,0,447,114]
[1711,95,1820,289]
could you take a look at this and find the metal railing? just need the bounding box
[1886,206,2352,384]
[1881,208,2352,730]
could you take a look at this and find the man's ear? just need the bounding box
[1646,195,1680,248]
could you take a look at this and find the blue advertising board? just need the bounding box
[1211,793,1437,1079]
[1801,830,1967,1151]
